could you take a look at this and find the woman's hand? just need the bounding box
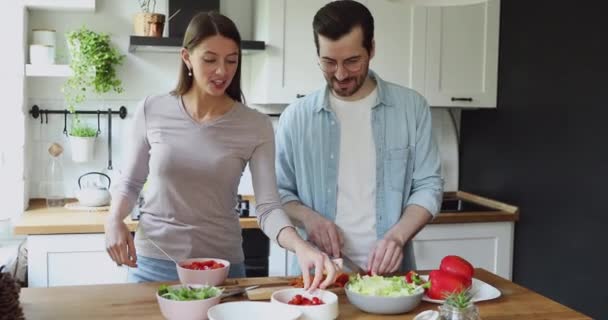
[294,240,337,291]
[104,217,137,267]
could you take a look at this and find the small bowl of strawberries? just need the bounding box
[176,258,230,286]
[271,288,339,320]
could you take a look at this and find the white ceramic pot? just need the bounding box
[69,136,96,163]
[29,44,55,65]
[32,29,56,46]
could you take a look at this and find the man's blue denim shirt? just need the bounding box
[275,71,444,270]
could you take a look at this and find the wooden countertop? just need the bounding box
[430,191,519,224]
[13,191,518,235]
[19,268,589,319]
[12,199,259,235]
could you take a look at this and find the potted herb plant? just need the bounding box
[439,289,480,320]
[134,0,166,37]
[63,27,124,163]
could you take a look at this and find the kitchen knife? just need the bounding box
[341,253,366,274]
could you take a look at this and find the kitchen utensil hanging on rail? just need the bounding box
[28,105,127,168]
[107,108,113,170]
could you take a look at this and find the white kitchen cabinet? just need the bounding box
[249,0,420,104]
[282,221,514,279]
[413,221,514,279]
[250,0,500,106]
[28,234,128,287]
[366,0,417,88]
[249,0,329,104]
[412,0,500,108]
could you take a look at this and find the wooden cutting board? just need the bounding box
[246,285,295,300]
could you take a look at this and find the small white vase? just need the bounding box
[69,136,96,163]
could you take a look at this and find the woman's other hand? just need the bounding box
[277,226,337,290]
[104,217,137,267]
[294,240,337,291]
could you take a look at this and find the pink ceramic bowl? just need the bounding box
[156,284,222,320]
[271,288,339,320]
[176,258,230,286]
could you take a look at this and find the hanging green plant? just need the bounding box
[63,27,125,137]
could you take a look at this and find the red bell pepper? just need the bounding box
[427,270,470,300]
[439,255,474,281]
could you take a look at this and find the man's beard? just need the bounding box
[326,66,368,97]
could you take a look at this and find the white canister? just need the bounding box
[29,44,55,65]
[32,29,56,46]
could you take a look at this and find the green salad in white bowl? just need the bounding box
[156,284,223,320]
[158,284,222,301]
[345,274,426,314]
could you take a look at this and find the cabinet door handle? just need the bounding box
[451,97,473,102]
[296,94,305,98]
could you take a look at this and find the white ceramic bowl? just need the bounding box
[345,284,424,314]
[271,288,339,320]
[156,284,221,320]
[208,301,302,320]
[177,258,230,286]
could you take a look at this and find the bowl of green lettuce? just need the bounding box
[345,274,425,314]
[156,284,223,320]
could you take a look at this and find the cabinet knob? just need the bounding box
[296,94,305,98]
[451,97,473,102]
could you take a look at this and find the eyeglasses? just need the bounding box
[318,57,365,73]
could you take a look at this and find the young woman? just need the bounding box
[104,12,336,289]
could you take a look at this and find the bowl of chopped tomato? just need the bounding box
[177,258,230,286]
[271,288,339,320]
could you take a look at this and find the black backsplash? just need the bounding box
[168,0,221,38]
[460,0,608,318]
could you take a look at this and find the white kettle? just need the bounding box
[75,172,111,207]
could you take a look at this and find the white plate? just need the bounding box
[419,275,501,303]
[208,301,302,320]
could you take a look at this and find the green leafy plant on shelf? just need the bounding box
[63,27,125,137]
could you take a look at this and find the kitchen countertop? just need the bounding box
[13,199,259,235]
[13,191,518,235]
[19,268,589,319]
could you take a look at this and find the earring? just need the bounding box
[188,68,192,77]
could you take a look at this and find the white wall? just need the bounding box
[0,2,26,240]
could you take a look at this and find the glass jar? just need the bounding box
[45,153,66,207]
[439,304,481,320]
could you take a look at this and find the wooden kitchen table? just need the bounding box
[19,269,589,319]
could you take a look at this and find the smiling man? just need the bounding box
[275,0,444,275]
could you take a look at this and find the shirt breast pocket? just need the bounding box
[385,147,413,192]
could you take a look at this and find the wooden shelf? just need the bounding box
[25,64,72,77]
[128,36,265,54]
[23,0,95,12]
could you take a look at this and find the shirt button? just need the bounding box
[327,188,331,193]
[330,154,334,159]
[331,121,335,125]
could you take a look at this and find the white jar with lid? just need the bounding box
[30,44,55,65]
[32,29,56,47]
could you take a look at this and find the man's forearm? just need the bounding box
[384,204,433,245]
[282,200,315,229]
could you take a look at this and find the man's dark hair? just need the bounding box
[312,0,374,55]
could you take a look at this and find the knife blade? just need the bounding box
[341,253,366,274]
